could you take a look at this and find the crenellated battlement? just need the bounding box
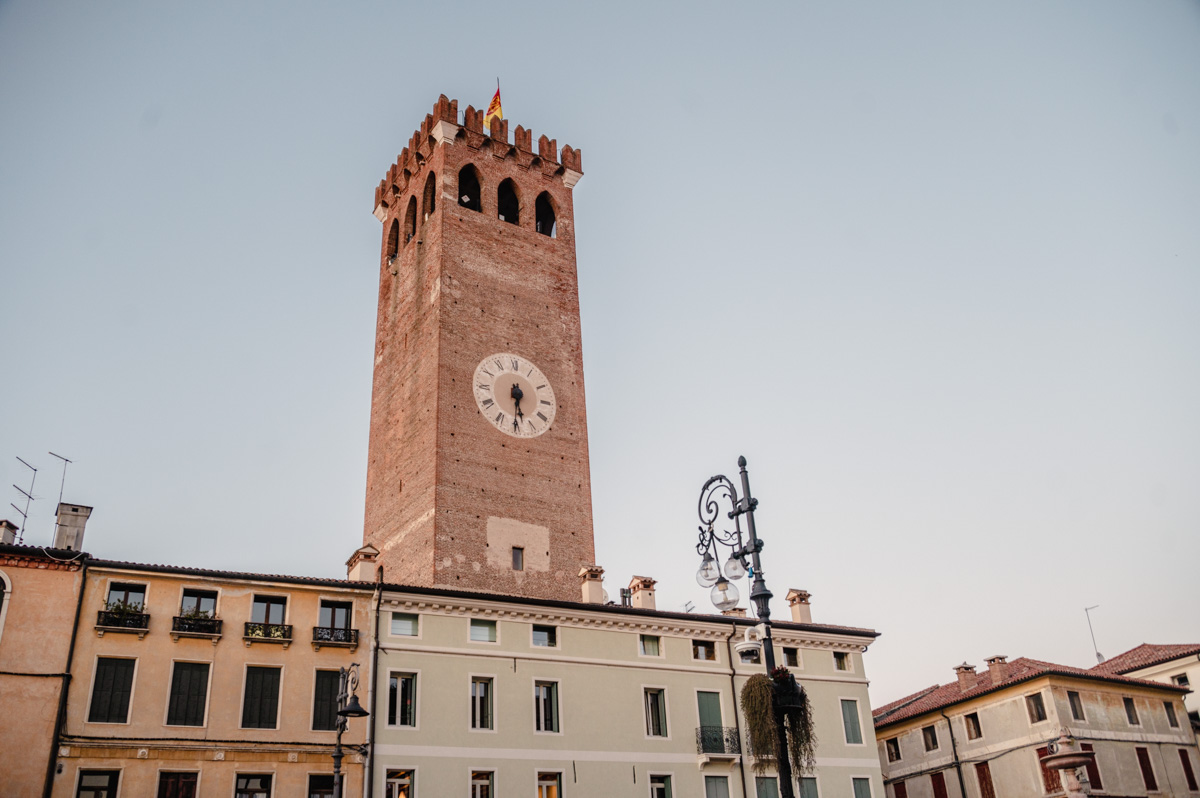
[373,94,583,219]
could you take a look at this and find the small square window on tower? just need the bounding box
[512,546,524,571]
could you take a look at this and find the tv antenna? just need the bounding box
[10,456,37,545]
[682,601,696,614]
[1084,605,1104,664]
[49,451,72,541]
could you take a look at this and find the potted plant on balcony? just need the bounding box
[740,667,818,775]
[103,598,146,628]
[176,605,218,633]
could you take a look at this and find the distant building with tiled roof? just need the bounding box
[1093,643,1200,743]
[872,654,1198,798]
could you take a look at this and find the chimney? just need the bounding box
[785,589,813,624]
[954,662,976,691]
[721,607,747,617]
[0,519,17,545]
[579,565,605,604]
[54,503,93,551]
[346,544,381,582]
[628,576,657,610]
[984,655,1010,683]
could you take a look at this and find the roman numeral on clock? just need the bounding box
[482,398,494,409]
[536,412,548,422]
[477,383,491,392]
[495,412,505,425]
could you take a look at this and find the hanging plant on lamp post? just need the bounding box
[741,667,818,776]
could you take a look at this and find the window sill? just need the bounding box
[243,635,291,649]
[95,624,149,640]
[172,630,222,645]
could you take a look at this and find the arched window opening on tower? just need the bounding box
[422,172,437,222]
[535,192,556,238]
[458,165,481,212]
[497,179,520,225]
[404,197,417,243]
[386,218,400,262]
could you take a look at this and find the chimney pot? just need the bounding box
[785,588,813,624]
[53,503,92,551]
[578,565,605,604]
[0,519,17,545]
[954,662,977,691]
[628,575,657,610]
[346,544,381,582]
[984,655,1010,683]
[721,607,747,617]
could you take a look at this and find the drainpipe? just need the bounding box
[940,711,967,798]
[44,555,89,798]
[364,567,383,798]
[726,625,749,798]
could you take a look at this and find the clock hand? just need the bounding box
[511,383,524,420]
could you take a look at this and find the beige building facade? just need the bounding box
[51,559,374,798]
[1093,644,1200,743]
[367,572,885,798]
[873,656,1199,798]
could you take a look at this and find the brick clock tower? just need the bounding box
[362,95,594,602]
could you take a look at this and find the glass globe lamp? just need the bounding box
[710,577,740,611]
[696,553,720,587]
[724,555,746,580]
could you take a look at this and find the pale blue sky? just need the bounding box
[2,1,1198,704]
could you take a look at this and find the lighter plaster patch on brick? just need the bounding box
[486,517,550,572]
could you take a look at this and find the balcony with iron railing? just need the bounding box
[243,621,293,649]
[312,626,359,651]
[95,609,151,639]
[171,615,223,643]
[697,725,742,764]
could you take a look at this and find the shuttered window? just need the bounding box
[1180,749,1199,792]
[241,666,281,729]
[88,658,135,723]
[930,772,948,798]
[1136,747,1158,791]
[892,781,908,798]
[975,762,996,798]
[799,778,819,798]
[312,670,340,731]
[1080,743,1102,790]
[156,772,199,798]
[166,662,209,726]
[841,699,863,744]
[852,778,872,798]
[1036,746,1062,793]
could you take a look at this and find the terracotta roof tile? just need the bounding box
[873,655,1188,730]
[1091,643,1200,675]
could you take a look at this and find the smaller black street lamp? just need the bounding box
[332,663,369,798]
[695,456,796,798]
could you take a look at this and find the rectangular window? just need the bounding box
[106,582,145,609]
[645,688,667,737]
[512,546,524,570]
[1026,692,1047,723]
[841,699,863,744]
[307,775,334,798]
[388,672,416,727]
[385,770,413,798]
[471,771,493,798]
[535,680,559,732]
[1136,746,1158,791]
[537,772,562,798]
[166,662,209,726]
[319,600,352,629]
[964,712,982,740]
[640,634,661,656]
[756,777,780,798]
[705,776,731,798]
[241,666,281,729]
[893,782,907,798]
[1165,700,1179,728]
[157,771,199,798]
[784,647,799,667]
[250,595,286,625]
[76,771,120,797]
[834,651,850,671]
[180,589,217,616]
[88,657,135,723]
[312,669,340,731]
[390,612,418,636]
[930,772,948,798]
[235,774,272,798]
[1173,673,1191,688]
[799,778,819,798]
[1124,696,1140,725]
[471,677,493,730]
[975,762,996,798]
[852,778,872,798]
[650,775,673,798]
[470,619,497,643]
[532,624,557,647]
[885,738,901,762]
[1080,743,1102,790]
[1180,749,1198,792]
[922,724,939,751]
[1037,746,1063,793]
[693,640,716,661]
[1067,690,1085,721]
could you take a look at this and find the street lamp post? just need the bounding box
[696,455,795,798]
[332,663,369,798]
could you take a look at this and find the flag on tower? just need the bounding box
[485,83,503,130]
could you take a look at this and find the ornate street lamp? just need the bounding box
[332,663,369,798]
[696,456,796,798]
[1039,729,1098,797]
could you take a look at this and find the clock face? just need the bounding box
[472,353,557,438]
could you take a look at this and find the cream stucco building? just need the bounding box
[1092,644,1200,744]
